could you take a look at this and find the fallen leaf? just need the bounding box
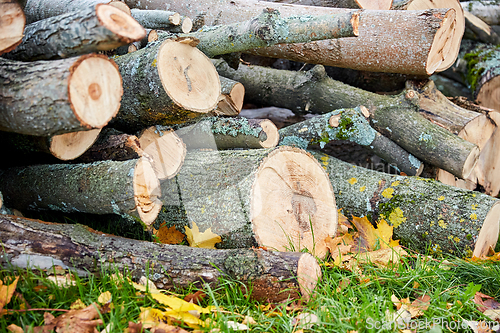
[484,309,500,321]
[70,299,87,310]
[184,291,206,304]
[0,276,19,315]
[474,292,500,312]
[291,312,319,329]
[391,294,430,319]
[139,276,158,293]
[34,303,103,333]
[185,222,221,249]
[356,246,408,267]
[47,273,76,288]
[352,217,398,251]
[98,291,112,304]
[225,321,249,331]
[155,223,185,245]
[6,324,23,333]
[139,307,165,329]
[242,316,257,325]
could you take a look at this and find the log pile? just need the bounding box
[1,0,500,300]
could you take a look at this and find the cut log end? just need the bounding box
[169,12,181,25]
[0,1,25,55]
[351,12,360,37]
[97,4,147,44]
[258,119,279,148]
[229,82,245,113]
[473,202,500,258]
[426,8,457,75]
[157,40,221,113]
[138,126,187,180]
[476,75,500,112]
[108,0,132,15]
[251,146,337,258]
[462,145,480,179]
[133,157,162,225]
[297,253,322,301]
[69,55,123,129]
[50,129,101,160]
[182,17,193,33]
[356,0,393,10]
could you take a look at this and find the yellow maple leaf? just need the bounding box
[139,307,165,329]
[0,276,19,315]
[154,223,185,245]
[185,222,221,249]
[98,291,112,304]
[352,216,399,251]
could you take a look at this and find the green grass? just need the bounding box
[2,252,499,333]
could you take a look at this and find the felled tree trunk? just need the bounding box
[214,61,479,179]
[0,215,321,302]
[410,79,500,196]
[216,76,245,116]
[0,158,162,225]
[461,1,500,26]
[312,152,500,258]
[131,9,193,33]
[0,0,25,55]
[0,129,101,163]
[175,117,279,150]
[111,39,220,131]
[137,126,186,180]
[3,4,146,61]
[76,128,143,163]
[129,0,459,75]
[23,0,130,23]
[157,146,337,258]
[278,107,423,176]
[263,0,392,10]
[178,8,359,58]
[463,11,500,45]
[0,55,122,136]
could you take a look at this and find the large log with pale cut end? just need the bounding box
[214,61,479,179]
[23,0,130,23]
[126,0,458,75]
[0,55,122,136]
[312,152,500,258]
[278,107,423,176]
[175,117,279,150]
[157,146,337,258]
[463,10,500,45]
[0,158,162,225]
[0,129,101,162]
[410,80,500,197]
[264,0,392,10]
[0,0,25,55]
[137,126,186,180]
[461,1,500,26]
[178,8,359,59]
[3,4,146,61]
[248,8,457,75]
[0,215,321,302]
[111,39,220,131]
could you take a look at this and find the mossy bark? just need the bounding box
[0,215,321,302]
[3,4,145,61]
[312,152,500,258]
[112,39,220,131]
[214,60,479,179]
[156,146,337,258]
[0,158,160,224]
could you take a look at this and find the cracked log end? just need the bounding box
[476,75,500,112]
[157,39,221,113]
[356,0,392,10]
[351,12,360,36]
[50,129,101,161]
[133,157,162,225]
[97,4,146,44]
[297,253,322,301]
[138,126,186,180]
[426,8,457,74]
[68,54,123,129]
[0,0,25,55]
[251,146,337,259]
[473,202,500,258]
[408,0,465,72]
[257,119,279,148]
[462,145,480,179]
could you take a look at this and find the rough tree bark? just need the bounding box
[214,60,479,179]
[137,126,186,180]
[0,158,162,225]
[0,215,321,302]
[175,117,279,150]
[461,1,500,26]
[0,129,101,162]
[111,39,220,131]
[263,0,393,10]
[278,107,423,176]
[312,152,500,258]
[177,8,359,58]
[157,146,337,258]
[131,9,192,33]
[0,55,122,136]
[3,4,146,61]
[0,0,25,55]
[125,0,459,75]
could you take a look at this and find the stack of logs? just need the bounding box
[0,0,499,301]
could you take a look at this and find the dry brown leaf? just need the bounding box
[6,324,23,333]
[0,276,19,315]
[32,303,103,333]
[474,292,500,313]
[184,291,206,305]
[185,222,221,249]
[47,273,76,288]
[155,223,185,245]
[391,294,430,319]
[356,246,408,267]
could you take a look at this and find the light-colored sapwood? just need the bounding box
[0,0,25,55]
